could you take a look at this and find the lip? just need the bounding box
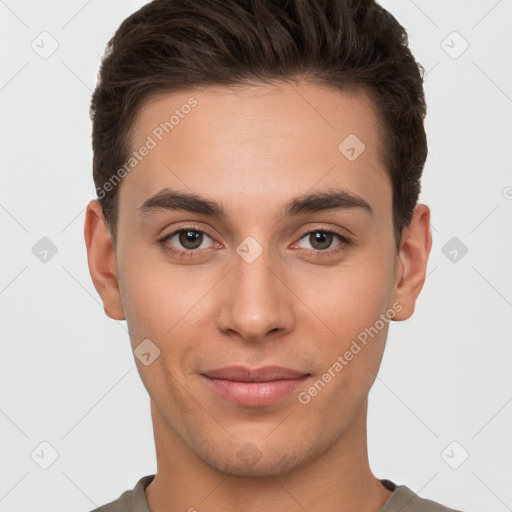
[201,366,310,407]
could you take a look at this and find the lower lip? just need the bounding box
[202,375,309,407]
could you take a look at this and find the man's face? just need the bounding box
[113,82,401,476]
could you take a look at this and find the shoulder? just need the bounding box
[381,483,466,512]
[88,474,155,512]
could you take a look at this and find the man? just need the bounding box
[84,0,463,510]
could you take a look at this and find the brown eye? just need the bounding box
[161,228,214,252]
[298,230,347,251]
[178,230,204,249]
[308,231,334,250]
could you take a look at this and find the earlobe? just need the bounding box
[392,204,432,321]
[84,200,126,320]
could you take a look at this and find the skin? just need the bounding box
[84,81,431,512]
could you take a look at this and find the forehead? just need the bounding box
[120,81,390,216]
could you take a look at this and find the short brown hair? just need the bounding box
[90,0,427,246]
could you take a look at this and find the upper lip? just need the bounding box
[202,366,310,383]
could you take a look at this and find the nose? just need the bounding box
[215,244,295,344]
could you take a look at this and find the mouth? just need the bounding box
[201,366,311,407]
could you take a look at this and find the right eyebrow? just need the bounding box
[138,188,226,218]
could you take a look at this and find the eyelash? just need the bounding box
[157,224,352,260]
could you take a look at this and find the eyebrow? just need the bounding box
[138,187,374,218]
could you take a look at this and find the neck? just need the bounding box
[145,398,392,512]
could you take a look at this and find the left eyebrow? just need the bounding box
[137,187,374,218]
[282,188,374,217]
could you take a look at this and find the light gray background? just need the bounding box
[1,1,511,511]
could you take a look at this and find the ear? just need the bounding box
[84,200,125,320]
[392,204,432,321]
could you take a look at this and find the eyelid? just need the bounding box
[292,222,353,244]
[160,222,216,240]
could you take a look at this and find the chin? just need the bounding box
[188,427,333,478]
[197,447,310,478]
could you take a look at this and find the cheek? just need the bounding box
[298,259,395,345]
[117,248,225,395]
[291,246,397,404]
[117,246,206,345]
[117,253,208,399]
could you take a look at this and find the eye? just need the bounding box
[157,226,351,261]
[159,228,217,254]
[295,229,350,253]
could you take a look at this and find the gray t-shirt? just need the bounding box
[89,475,464,511]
